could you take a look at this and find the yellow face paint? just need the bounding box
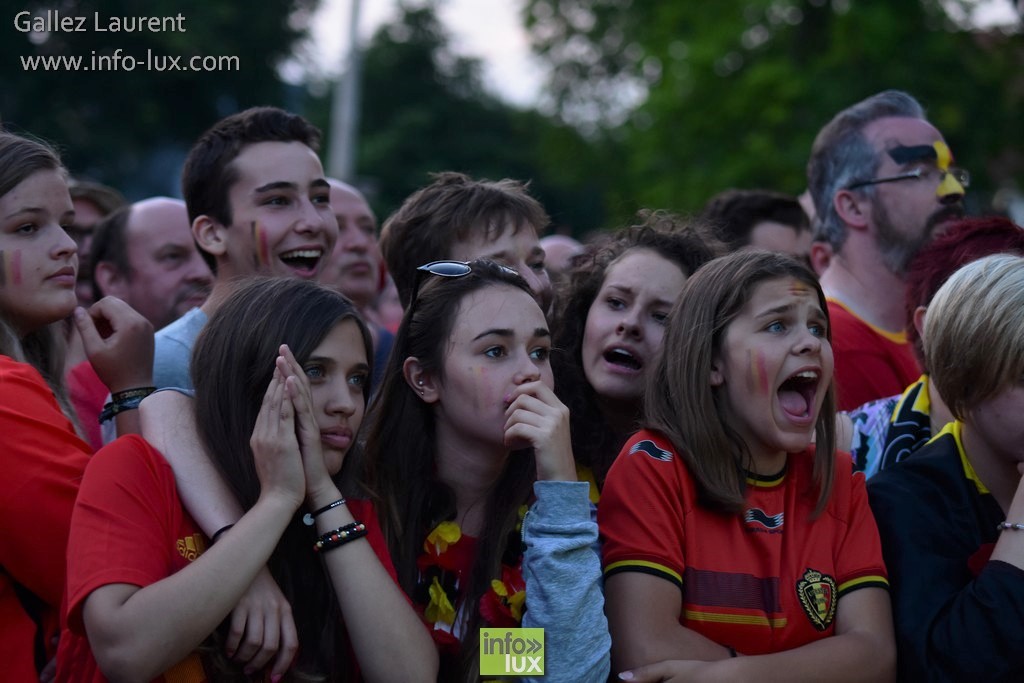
[933,140,965,197]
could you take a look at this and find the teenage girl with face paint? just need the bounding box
[363,260,610,683]
[58,277,437,682]
[599,251,896,682]
[551,214,721,492]
[0,131,153,682]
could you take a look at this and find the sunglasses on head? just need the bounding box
[409,260,519,306]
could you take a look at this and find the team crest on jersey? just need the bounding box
[629,439,673,462]
[796,568,837,631]
[744,508,784,529]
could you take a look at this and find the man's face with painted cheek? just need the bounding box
[861,116,966,276]
[886,140,967,199]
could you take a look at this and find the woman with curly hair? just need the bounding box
[550,212,721,491]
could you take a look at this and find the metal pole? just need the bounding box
[328,0,363,181]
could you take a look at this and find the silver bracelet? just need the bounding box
[995,521,1024,532]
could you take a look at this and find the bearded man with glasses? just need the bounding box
[807,90,966,411]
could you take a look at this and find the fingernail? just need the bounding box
[73,307,86,319]
[619,673,634,681]
[503,393,513,404]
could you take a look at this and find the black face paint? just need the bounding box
[888,145,936,165]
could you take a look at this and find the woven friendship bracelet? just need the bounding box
[99,386,157,424]
[313,522,367,553]
[111,386,157,402]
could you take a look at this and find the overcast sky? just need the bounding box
[306,0,547,107]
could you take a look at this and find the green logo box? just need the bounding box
[479,627,545,676]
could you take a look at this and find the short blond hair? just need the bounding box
[925,254,1024,419]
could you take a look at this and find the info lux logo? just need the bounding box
[480,628,545,676]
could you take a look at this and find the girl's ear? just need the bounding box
[710,359,725,387]
[403,356,439,404]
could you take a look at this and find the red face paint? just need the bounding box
[788,282,809,297]
[250,221,271,269]
[11,250,22,286]
[750,349,769,394]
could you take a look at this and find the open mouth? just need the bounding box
[604,347,642,371]
[279,248,323,274]
[778,370,819,419]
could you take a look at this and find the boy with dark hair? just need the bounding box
[379,171,553,312]
[154,106,337,390]
[701,189,811,261]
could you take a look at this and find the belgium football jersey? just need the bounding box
[599,430,888,655]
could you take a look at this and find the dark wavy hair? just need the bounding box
[362,260,537,682]
[191,275,371,680]
[645,251,837,516]
[550,211,723,487]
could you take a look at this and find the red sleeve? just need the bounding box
[832,465,889,597]
[598,431,689,589]
[65,435,186,632]
[0,357,91,607]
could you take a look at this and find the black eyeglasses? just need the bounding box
[846,166,970,191]
[408,260,519,307]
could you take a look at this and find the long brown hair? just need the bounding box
[644,251,837,515]
[0,130,78,431]
[362,260,537,682]
[191,276,372,680]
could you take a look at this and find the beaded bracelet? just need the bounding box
[313,522,367,553]
[302,497,347,526]
[996,521,1024,532]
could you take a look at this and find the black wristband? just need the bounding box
[302,497,346,526]
[211,524,234,543]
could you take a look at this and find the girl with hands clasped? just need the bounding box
[0,131,153,683]
[363,260,610,682]
[599,252,896,683]
[57,277,437,682]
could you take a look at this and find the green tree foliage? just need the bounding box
[354,2,609,234]
[2,0,320,195]
[523,0,1024,220]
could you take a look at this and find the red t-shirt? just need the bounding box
[599,430,888,656]
[57,435,395,682]
[0,356,92,683]
[827,299,920,411]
